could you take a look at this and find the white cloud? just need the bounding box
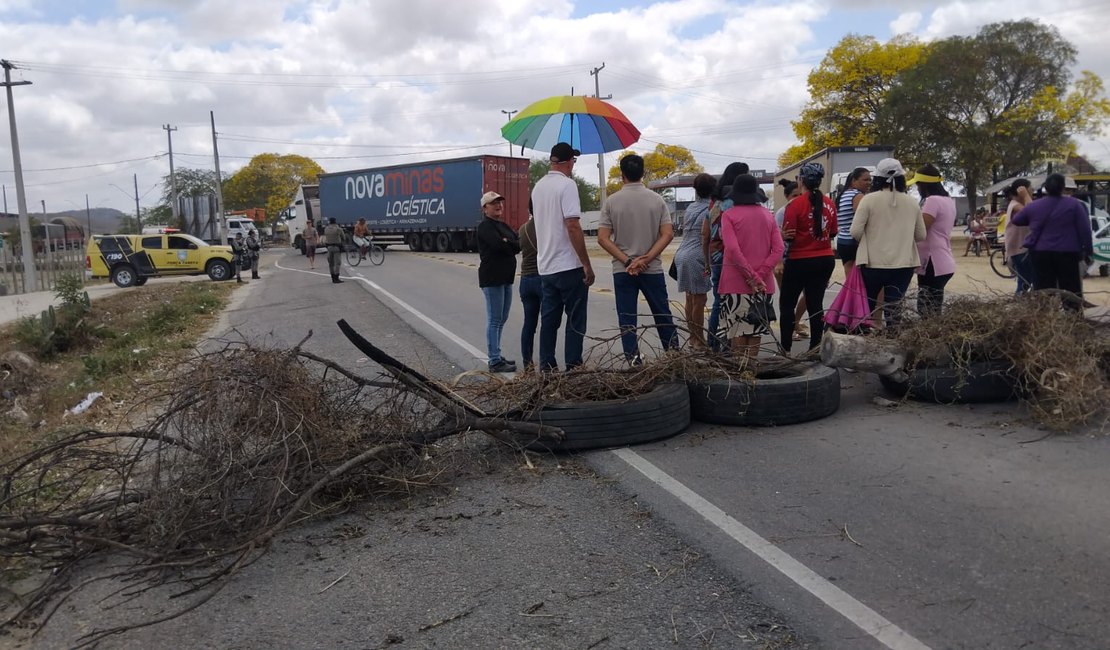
[0,0,1106,216]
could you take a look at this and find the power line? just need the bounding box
[0,154,164,174]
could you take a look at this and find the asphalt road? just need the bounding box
[268,244,1110,650]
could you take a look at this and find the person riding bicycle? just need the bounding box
[353,218,372,259]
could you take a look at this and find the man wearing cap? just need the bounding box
[598,153,677,363]
[476,191,521,373]
[323,217,344,284]
[531,142,595,372]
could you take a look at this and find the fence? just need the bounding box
[0,238,86,295]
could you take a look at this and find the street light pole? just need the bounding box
[1,59,37,292]
[500,109,517,157]
[590,62,612,205]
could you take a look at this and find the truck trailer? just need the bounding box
[773,146,895,208]
[311,155,530,253]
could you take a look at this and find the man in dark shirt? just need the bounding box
[477,191,521,372]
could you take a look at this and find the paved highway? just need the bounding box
[273,245,1110,650]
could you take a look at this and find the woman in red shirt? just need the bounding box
[780,162,837,352]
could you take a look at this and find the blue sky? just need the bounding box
[0,0,1107,213]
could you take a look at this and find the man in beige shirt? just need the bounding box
[598,154,678,363]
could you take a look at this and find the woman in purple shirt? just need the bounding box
[909,164,956,318]
[1011,173,1094,309]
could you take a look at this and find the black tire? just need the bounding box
[989,248,1015,279]
[435,232,451,253]
[689,363,840,427]
[880,360,1018,404]
[420,232,435,252]
[110,264,137,288]
[206,259,232,282]
[407,233,423,251]
[1100,264,1109,278]
[294,235,305,254]
[521,382,691,452]
[134,276,149,286]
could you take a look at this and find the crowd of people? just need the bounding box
[467,142,1097,372]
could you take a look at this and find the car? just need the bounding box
[86,233,235,288]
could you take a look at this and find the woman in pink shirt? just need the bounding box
[909,164,956,318]
[718,174,785,362]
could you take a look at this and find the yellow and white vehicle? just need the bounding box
[86,233,235,288]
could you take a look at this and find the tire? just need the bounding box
[689,363,840,427]
[989,248,1015,279]
[407,233,423,252]
[435,232,451,253]
[110,264,137,288]
[344,247,361,267]
[294,235,305,254]
[134,276,149,286]
[206,259,232,282]
[880,360,1019,404]
[521,382,691,452]
[368,245,385,266]
[420,232,435,252]
[1100,264,1109,278]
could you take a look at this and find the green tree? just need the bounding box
[223,153,325,224]
[606,143,703,196]
[528,159,600,211]
[878,20,1110,213]
[160,168,226,205]
[779,34,927,167]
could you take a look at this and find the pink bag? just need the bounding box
[824,265,872,332]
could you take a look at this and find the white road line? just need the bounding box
[274,259,487,361]
[611,448,931,650]
[277,254,929,650]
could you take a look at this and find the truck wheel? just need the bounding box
[294,235,305,255]
[407,233,423,251]
[450,232,467,252]
[134,276,149,287]
[420,232,435,252]
[1101,264,1109,277]
[110,265,137,288]
[206,259,232,282]
[435,232,451,253]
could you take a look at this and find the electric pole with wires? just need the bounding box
[1,59,37,291]
[590,63,612,205]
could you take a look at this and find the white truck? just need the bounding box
[773,146,895,208]
[284,184,321,254]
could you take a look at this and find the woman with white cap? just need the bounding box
[477,191,521,373]
[850,158,926,327]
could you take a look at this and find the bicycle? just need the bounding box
[345,240,385,267]
[989,245,1015,279]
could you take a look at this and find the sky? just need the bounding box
[1,0,1109,216]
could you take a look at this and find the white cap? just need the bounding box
[480,191,505,207]
[1064,176,1078,189]
[874,158,906,178]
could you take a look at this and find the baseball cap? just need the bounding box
[874,158,906,178]
[550,142,581,163]
[480,191,505,207]
[1064,176,1078,190]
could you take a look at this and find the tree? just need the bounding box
[141,205,172,227]
[877,20,1110,213]
[222,154,325,224]
[159,168,226,206]
[779,34,927,167]
[606,143,703,196]
[528,159,600,211]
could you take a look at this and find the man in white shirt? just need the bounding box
[598,154,677,363]
[531,142,595,371]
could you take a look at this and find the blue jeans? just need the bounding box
[481,284,512,366]
[860,267,915,328]
[707,263,725,350]
[539,268,589,371]
[614,272,678,359]
[518,275,542,367]
[1011,251,1036,294]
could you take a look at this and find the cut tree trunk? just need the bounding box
[820,332,908,381]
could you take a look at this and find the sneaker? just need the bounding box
[489,360,517,373]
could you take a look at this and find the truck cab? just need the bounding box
[285,185,321,254]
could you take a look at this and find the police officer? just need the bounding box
[246,230,262,279]
[323,217,344,284]
[230,232,246,283]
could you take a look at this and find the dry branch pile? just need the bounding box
[890,292,1110,430]
[0,333,559,646]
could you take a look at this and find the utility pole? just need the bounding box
[163,124,178,221]
[133,173,141,231]
[590,62,612,205]
[1,59,37,292]
[2,185,6,213]
[85,194,91,237]
[500,109,517,157]
[211,111,227,244]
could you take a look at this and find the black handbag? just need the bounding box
[668,260,678,280]
[743,293,776,325]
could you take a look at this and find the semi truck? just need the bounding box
[288,155,530,254]
[773,145,895,208]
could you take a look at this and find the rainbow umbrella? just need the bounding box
[501,95,640,155]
